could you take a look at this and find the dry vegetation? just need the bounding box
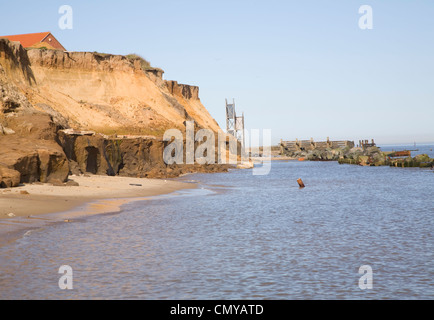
[125,53,153,70]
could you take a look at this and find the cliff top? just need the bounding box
[0,38,221,137]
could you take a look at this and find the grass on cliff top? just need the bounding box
[93,51,111,56]
[125,53,151,70]
[89,52,160,72]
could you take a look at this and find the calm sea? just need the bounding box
[0,144,433,300]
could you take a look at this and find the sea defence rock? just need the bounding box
[338,146,386,166]
[338,146,434,168]
[288,147,349,161]
[282,139,434,168]
[388,154,434,168]
[414,154,431,163]
[280,138,354,159]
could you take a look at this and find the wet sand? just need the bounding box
[0,174,196,246]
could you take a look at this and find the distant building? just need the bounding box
[0,32,66,51]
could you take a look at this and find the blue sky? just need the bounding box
[1,0,433,144]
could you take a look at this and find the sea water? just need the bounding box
[0,146,433,299]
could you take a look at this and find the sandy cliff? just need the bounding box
[0,39,228,187]
[24,47,220,134]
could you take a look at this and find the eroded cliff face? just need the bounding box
[0,39,36,86]
[57,131,229,179]
[24,47,220,134]
[0,39,228,187]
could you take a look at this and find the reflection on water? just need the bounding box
[0,158,433,299]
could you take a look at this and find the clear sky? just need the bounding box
[1,0,433,144]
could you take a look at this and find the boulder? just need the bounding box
[0,165,21,188]
[65,180,79,186]
[325,150,335,160]
[37,148,70,183]
[366,146,381,154]
[414,154,431,163]
[0,136,69,184]
[50,179,65,186]
[371,152,387,166]
[3,150,40,183]
[358,156,370,166]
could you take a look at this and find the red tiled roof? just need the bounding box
[0,32,51,47]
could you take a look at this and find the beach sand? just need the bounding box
[0,175,195,218]
[0,174,196,246]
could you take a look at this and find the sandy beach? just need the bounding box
[0,174,196,246]
[0,174,196,218]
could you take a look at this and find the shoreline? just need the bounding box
[0,174,197,247]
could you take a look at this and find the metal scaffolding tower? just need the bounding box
[225,99,245,147]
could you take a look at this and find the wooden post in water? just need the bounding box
[297,178,305,188]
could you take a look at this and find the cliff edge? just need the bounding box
[0,39,227,187]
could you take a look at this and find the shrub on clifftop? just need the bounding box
[126,53,152,70]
